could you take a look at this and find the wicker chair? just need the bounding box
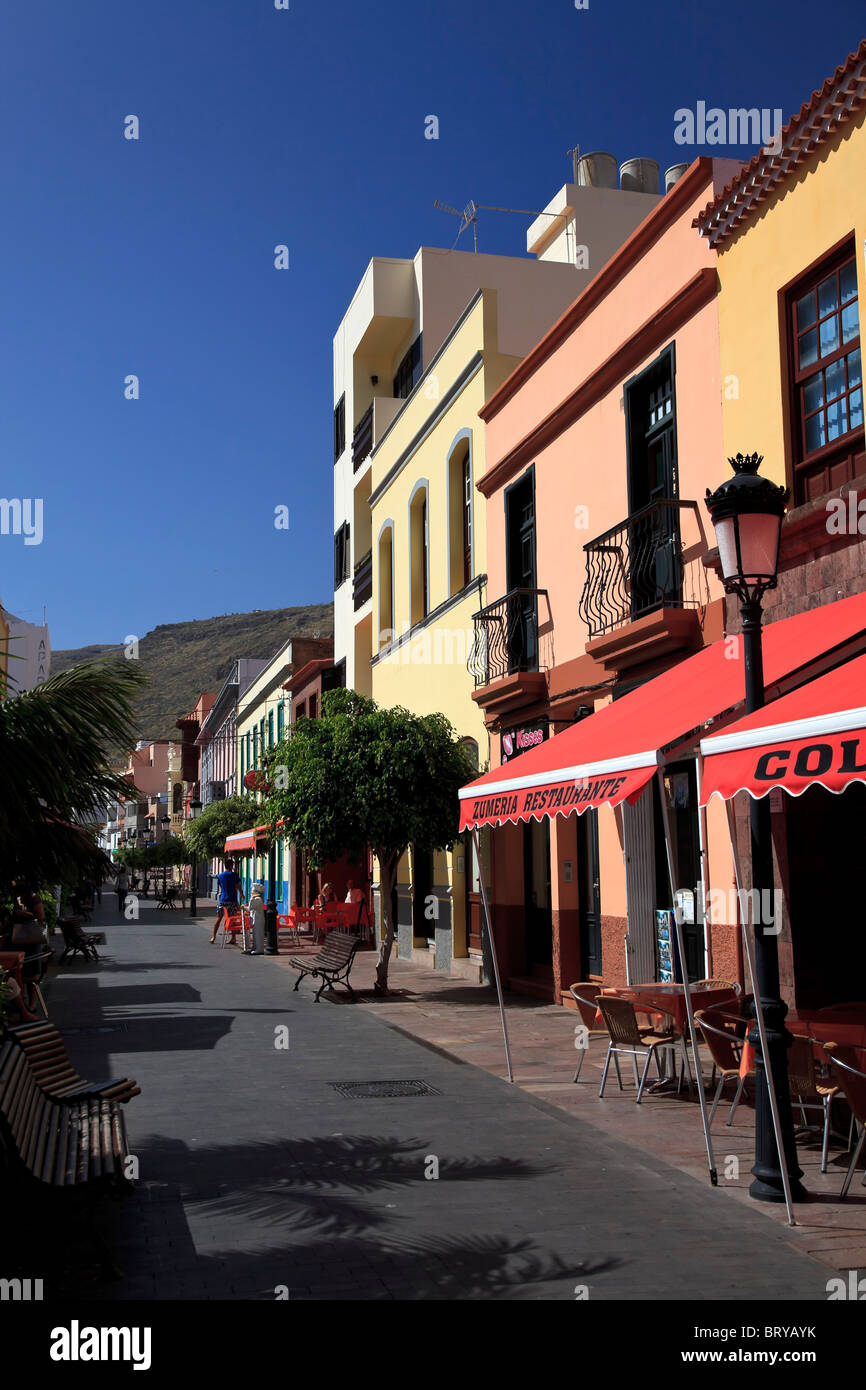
[823,1044,866,1198]
[695,1009,753,1125]
[595,995,676,1103]
[569,983,608,1083]
[788,1035,841,1173]
[695,978,742,995]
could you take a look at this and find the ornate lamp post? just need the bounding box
[187,798,203,917]
[160,815,171,895]
[705,452,806,1204]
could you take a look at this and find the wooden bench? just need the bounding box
[58,918,101,963]
[6,1022,141,1104]
[290,931,360,1002]
[0,1038,133,1275]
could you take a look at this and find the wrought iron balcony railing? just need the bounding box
[468,588,550,689]
[353,548,373,610]
[352,404,374,471]
[578,498,708,640]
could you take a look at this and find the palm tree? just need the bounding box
[0,660,146,894]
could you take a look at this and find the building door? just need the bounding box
[577,809,602,978]
[412,846,434,941]
[505,470,537,672]
[523,818,552,970]
[623,793,657,982]
[660,760,705,981]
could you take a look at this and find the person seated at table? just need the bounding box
[314,883,335,909]
[344,879,364,905]
[11,883,47,950]
[211,858,245,943]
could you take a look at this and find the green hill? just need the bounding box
[51,603,334,740]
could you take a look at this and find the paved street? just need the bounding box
[33,898,831,1301]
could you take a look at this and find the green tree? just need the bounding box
[265,689,475,995]
[0,661,145,894]
[182,794,261,863]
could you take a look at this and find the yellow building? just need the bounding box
[697,38,865,509]
[368,286,578,978]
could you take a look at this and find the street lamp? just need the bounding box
[705,452,806,1204]
[187,798,203,917]
[160,814,171,895]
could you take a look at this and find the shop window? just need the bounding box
[788,243,862,504]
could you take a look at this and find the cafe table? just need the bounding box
[738,1006,866,1079]
[600,982,739,1091]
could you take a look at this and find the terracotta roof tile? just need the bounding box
[694,39,866,247]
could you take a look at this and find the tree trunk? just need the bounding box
[374,850,401,996]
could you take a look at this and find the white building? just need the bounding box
[1,607,50,694]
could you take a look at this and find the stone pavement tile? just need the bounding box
[34,899,849,1301]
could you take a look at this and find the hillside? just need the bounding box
[51,603,334,740]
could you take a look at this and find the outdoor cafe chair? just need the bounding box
[569,982,609,1082]
[595,995,676,1103]
[788,1034,841,1173]
[694,1009,753,1126]
[696,978,742,995]
[823,1044,866,1199]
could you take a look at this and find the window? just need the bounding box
[252,728,258,765]
[309,692,318,720]
[448,438,472,595]
[172,783,182,814]
[334,522,350,588]
[788,245,862,504]
[323,659,345,692]
[334,394,346,462]
[410,485,429,626]
[295,700,306,721]
[393,334,422,400]
[268,711,274,748]
[625,346,678,511]
[378,523,394,647]
[277,702,285,740]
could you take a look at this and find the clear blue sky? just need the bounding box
[1,0,861,649]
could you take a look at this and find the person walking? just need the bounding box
[244,882,266,955]
[116,868,129,913]
[211,858,244,944]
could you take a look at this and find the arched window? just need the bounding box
[409,481,429,627]
[459,737,480,772]
[448,433,473,594]
[378,521,394,649]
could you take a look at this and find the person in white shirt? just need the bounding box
[245,883,266,955]
[344,879,364,905]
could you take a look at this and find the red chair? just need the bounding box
[220,911,247,950]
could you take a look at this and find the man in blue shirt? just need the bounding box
[210,858,245,943]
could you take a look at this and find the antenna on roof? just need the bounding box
[433,198,570,254]
[566,144,581,183]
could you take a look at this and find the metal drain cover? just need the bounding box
[60,1024,127,1036]
[330,1079,441,1099]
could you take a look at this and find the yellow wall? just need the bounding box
[369,292,518,959]
[716,112,866,488]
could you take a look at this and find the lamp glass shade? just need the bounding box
[716,510,781,586]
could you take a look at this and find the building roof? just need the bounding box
[694,40,866,248]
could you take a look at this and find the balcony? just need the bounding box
[469,589,551,701]
[352,405,374,471]
[579,499,710,668]
[353,548,373,610]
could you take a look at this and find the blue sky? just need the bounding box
[1,0,862,649]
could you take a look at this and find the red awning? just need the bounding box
[459,590,866,832]
[224,818,286,854]
[224,829,257,853]
[700,651,866,804]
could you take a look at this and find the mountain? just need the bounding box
[51,603,334,740]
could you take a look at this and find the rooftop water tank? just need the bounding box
[576,152,618,189]
[619,157,660,194]
[664,162,690,193]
